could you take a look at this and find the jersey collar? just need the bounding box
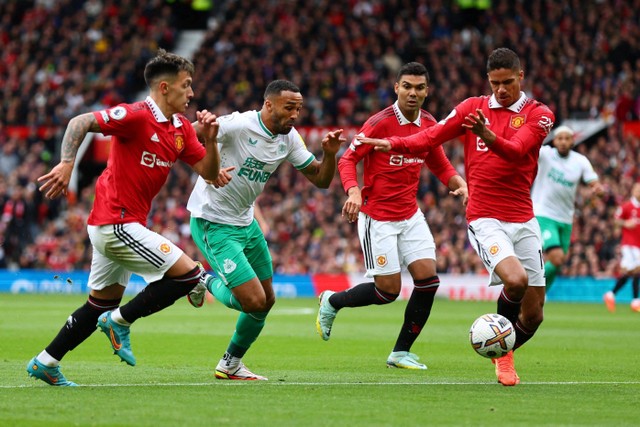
[393,101,421,126]
[488,91,527,112]
[145,96,184,128]
[257,111,276,139]
[632,197,640,208]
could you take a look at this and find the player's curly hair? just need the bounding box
[487,48,521,72]
[143,48,195,87]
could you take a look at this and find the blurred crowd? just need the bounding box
[1,0,640,279]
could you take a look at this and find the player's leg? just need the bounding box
[605,245,636,312]
[468,219,531,386]
[215,276,272,381]
[388,210,440,370]
[92,224,207,365]
[511,220,546,350]
[317,213,401,341]
[26,239,128,386]
[537,217,568,291]
[192,218,273,380]
[631,274,640,312]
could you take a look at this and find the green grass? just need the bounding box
[1,294,638,426]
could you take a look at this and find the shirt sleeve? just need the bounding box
[93,104,140,138]
[388,105,467,154]
[178,119,207,166]
[287,129,315,170]
[489,106,555,161]
[338,131,372,193]
[423,145,458,187]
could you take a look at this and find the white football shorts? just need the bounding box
[358,209,436,278]
[87,223,184,290]
[467,217,545,287]
[620,245,640,272]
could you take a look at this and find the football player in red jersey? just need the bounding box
[360,48,555,386]
[316,62,467,371]
[27,49,221,386]
[604,182,640,313]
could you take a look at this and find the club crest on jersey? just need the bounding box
[278,142,287,155]
[158,242,172,255]
[510,114,526,130]
[376,255,388,267]
[175,134,184,152]
[389,155,403,166]
[489,243,501,256]
[223,258,237,274]
[109,106,127,120]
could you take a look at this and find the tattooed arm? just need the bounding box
[38,113,101,199]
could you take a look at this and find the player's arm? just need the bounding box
[359,109,464,154]
[447,175,469,206]
[300,129,346,188]
[253,202,270,235]
[464,108,555,160]
[425,145,468,205]
[338,133,370,223]
[190,110,221,181]
[587,179,605,198]
[37,112,101,199]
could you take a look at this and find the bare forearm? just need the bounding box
[195,140,221,181]
[61,113,100,162]
[305,154,337,188]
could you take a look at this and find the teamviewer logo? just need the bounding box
[141,151,156,168]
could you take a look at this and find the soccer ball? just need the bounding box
[469,313,515,359]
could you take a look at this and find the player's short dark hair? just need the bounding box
[143,49,195,87]
[397,62,429,84]
[487,48,521,72]
[264,79,301,100]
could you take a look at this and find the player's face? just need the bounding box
[553,132,574,157]
[165,70,194,115]
[632,183,640,200]
[395,75,428,120]
[267,90,303,135]
[487,68,523,108]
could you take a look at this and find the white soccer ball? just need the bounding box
[469,313,515,359]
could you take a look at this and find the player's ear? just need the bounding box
[159,81,169,95]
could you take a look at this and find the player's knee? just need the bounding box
[502,273,528,300]
[548,252,565,267]
[240,295,273,313]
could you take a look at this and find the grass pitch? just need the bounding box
[1,293,638,426]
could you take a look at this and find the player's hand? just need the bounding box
[591,181,605,198]
[205,166,236,188]
[37,161,74,199]
[450,186,469,206]
[196,110,219,143]
[321,129,346,155]
[357,136,392,152]
[342,187,362,223]
[462,109,495,145]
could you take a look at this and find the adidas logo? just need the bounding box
[150,133,159,142]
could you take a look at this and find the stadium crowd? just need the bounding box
[1,0,640,279]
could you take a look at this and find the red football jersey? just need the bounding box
[389,93,555,222]
[338,103,458,221]
[88,97,206,226]
[615,199,640,248]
